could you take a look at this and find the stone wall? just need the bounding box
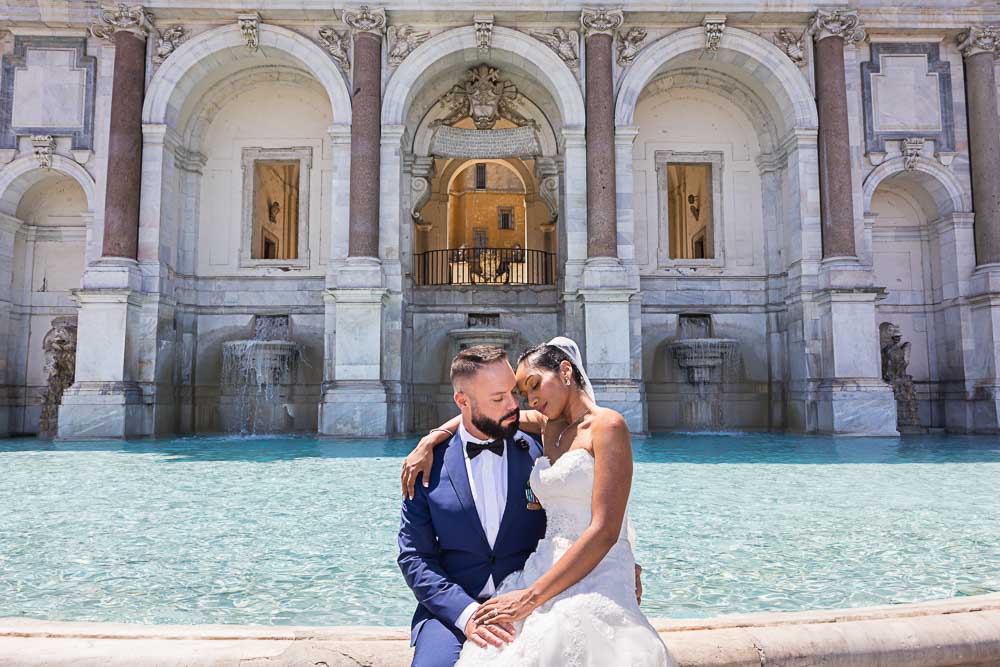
[0,3,998,437]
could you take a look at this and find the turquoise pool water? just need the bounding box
[1,434,998,627]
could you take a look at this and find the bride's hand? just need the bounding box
[401,438,436,500]
[472,589,540,625]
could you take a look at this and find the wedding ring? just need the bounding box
[491,610,499,618]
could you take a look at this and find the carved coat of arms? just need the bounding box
[433,65,535,130]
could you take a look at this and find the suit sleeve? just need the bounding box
[397,481,477,631]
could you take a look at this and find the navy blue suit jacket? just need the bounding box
[397,431,547,644]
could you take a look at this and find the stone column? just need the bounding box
[58,5,152,439]
[581,7,621,259]
[808,9,864,259]
[101,28,147,259]
[804,10,897,436]
[320,8,397,437]
[576,9,644,432]
[960,26,1000,433]
[347,11,384,259]
[959,26,1000,266]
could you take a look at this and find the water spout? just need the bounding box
[667,315,741,431]
[220,317,301,434]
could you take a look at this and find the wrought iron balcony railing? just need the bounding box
[412,247,556,286]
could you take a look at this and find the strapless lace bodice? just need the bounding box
[531,448,632,544]
[455,447,674,667]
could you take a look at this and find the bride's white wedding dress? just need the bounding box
[455,448,675,667]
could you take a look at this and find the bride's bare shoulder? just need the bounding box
[589,408,630,443]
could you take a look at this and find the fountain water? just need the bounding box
[667,314,740,430]
[220,316,302,434]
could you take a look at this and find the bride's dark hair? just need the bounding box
[517,343,586,391]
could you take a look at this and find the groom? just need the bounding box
[397,345,546,667]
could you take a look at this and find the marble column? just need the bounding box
[59,5,152,439]
[809,9,863,259]
[320,7,397,437]
[348,24,383,259]
[101,28,146,259]
[582,11,619,259]
[804,10,897,436]
[577,8,644,432]
[960,26,1000,433]
[959,26,1000,267]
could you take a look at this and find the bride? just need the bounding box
[403,337,674,667]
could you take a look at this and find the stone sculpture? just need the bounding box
[773,28,805,65]
[153,24,187,65]
[879,322,920,429]
[616,26,646,64]
[318,27,350,70]
[237,12,260,51]
[531,27,579,70]
[38,316,78,439]
[432,65,536,130]
[387,25,430,67]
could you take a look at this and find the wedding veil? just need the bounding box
[545,336,595,401]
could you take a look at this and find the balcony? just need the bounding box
[412,247,556,286]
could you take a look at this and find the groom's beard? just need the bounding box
[471,406,520,441]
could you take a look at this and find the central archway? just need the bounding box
[383,25,584,432]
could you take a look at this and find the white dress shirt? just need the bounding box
[455,421,508,632]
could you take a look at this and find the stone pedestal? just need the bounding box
[57,259,148,439]
[319,262,391,436]
[579,258,643,433]
[814,259,898,435]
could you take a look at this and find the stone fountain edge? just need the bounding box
[0,592,997,666]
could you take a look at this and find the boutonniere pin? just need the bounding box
[515,437,530,450]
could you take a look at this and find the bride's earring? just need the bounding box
[564,376,571,386]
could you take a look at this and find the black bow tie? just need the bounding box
[466,439,505,459]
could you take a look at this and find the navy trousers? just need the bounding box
[411,618,466,667]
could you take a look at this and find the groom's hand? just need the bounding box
[465,617,515,648]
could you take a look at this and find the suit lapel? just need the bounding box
[494,436,532,548]
[444,433,490,549]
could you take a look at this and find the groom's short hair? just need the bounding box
[450,345,508,387]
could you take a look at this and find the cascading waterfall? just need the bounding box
[220,316,302,434]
